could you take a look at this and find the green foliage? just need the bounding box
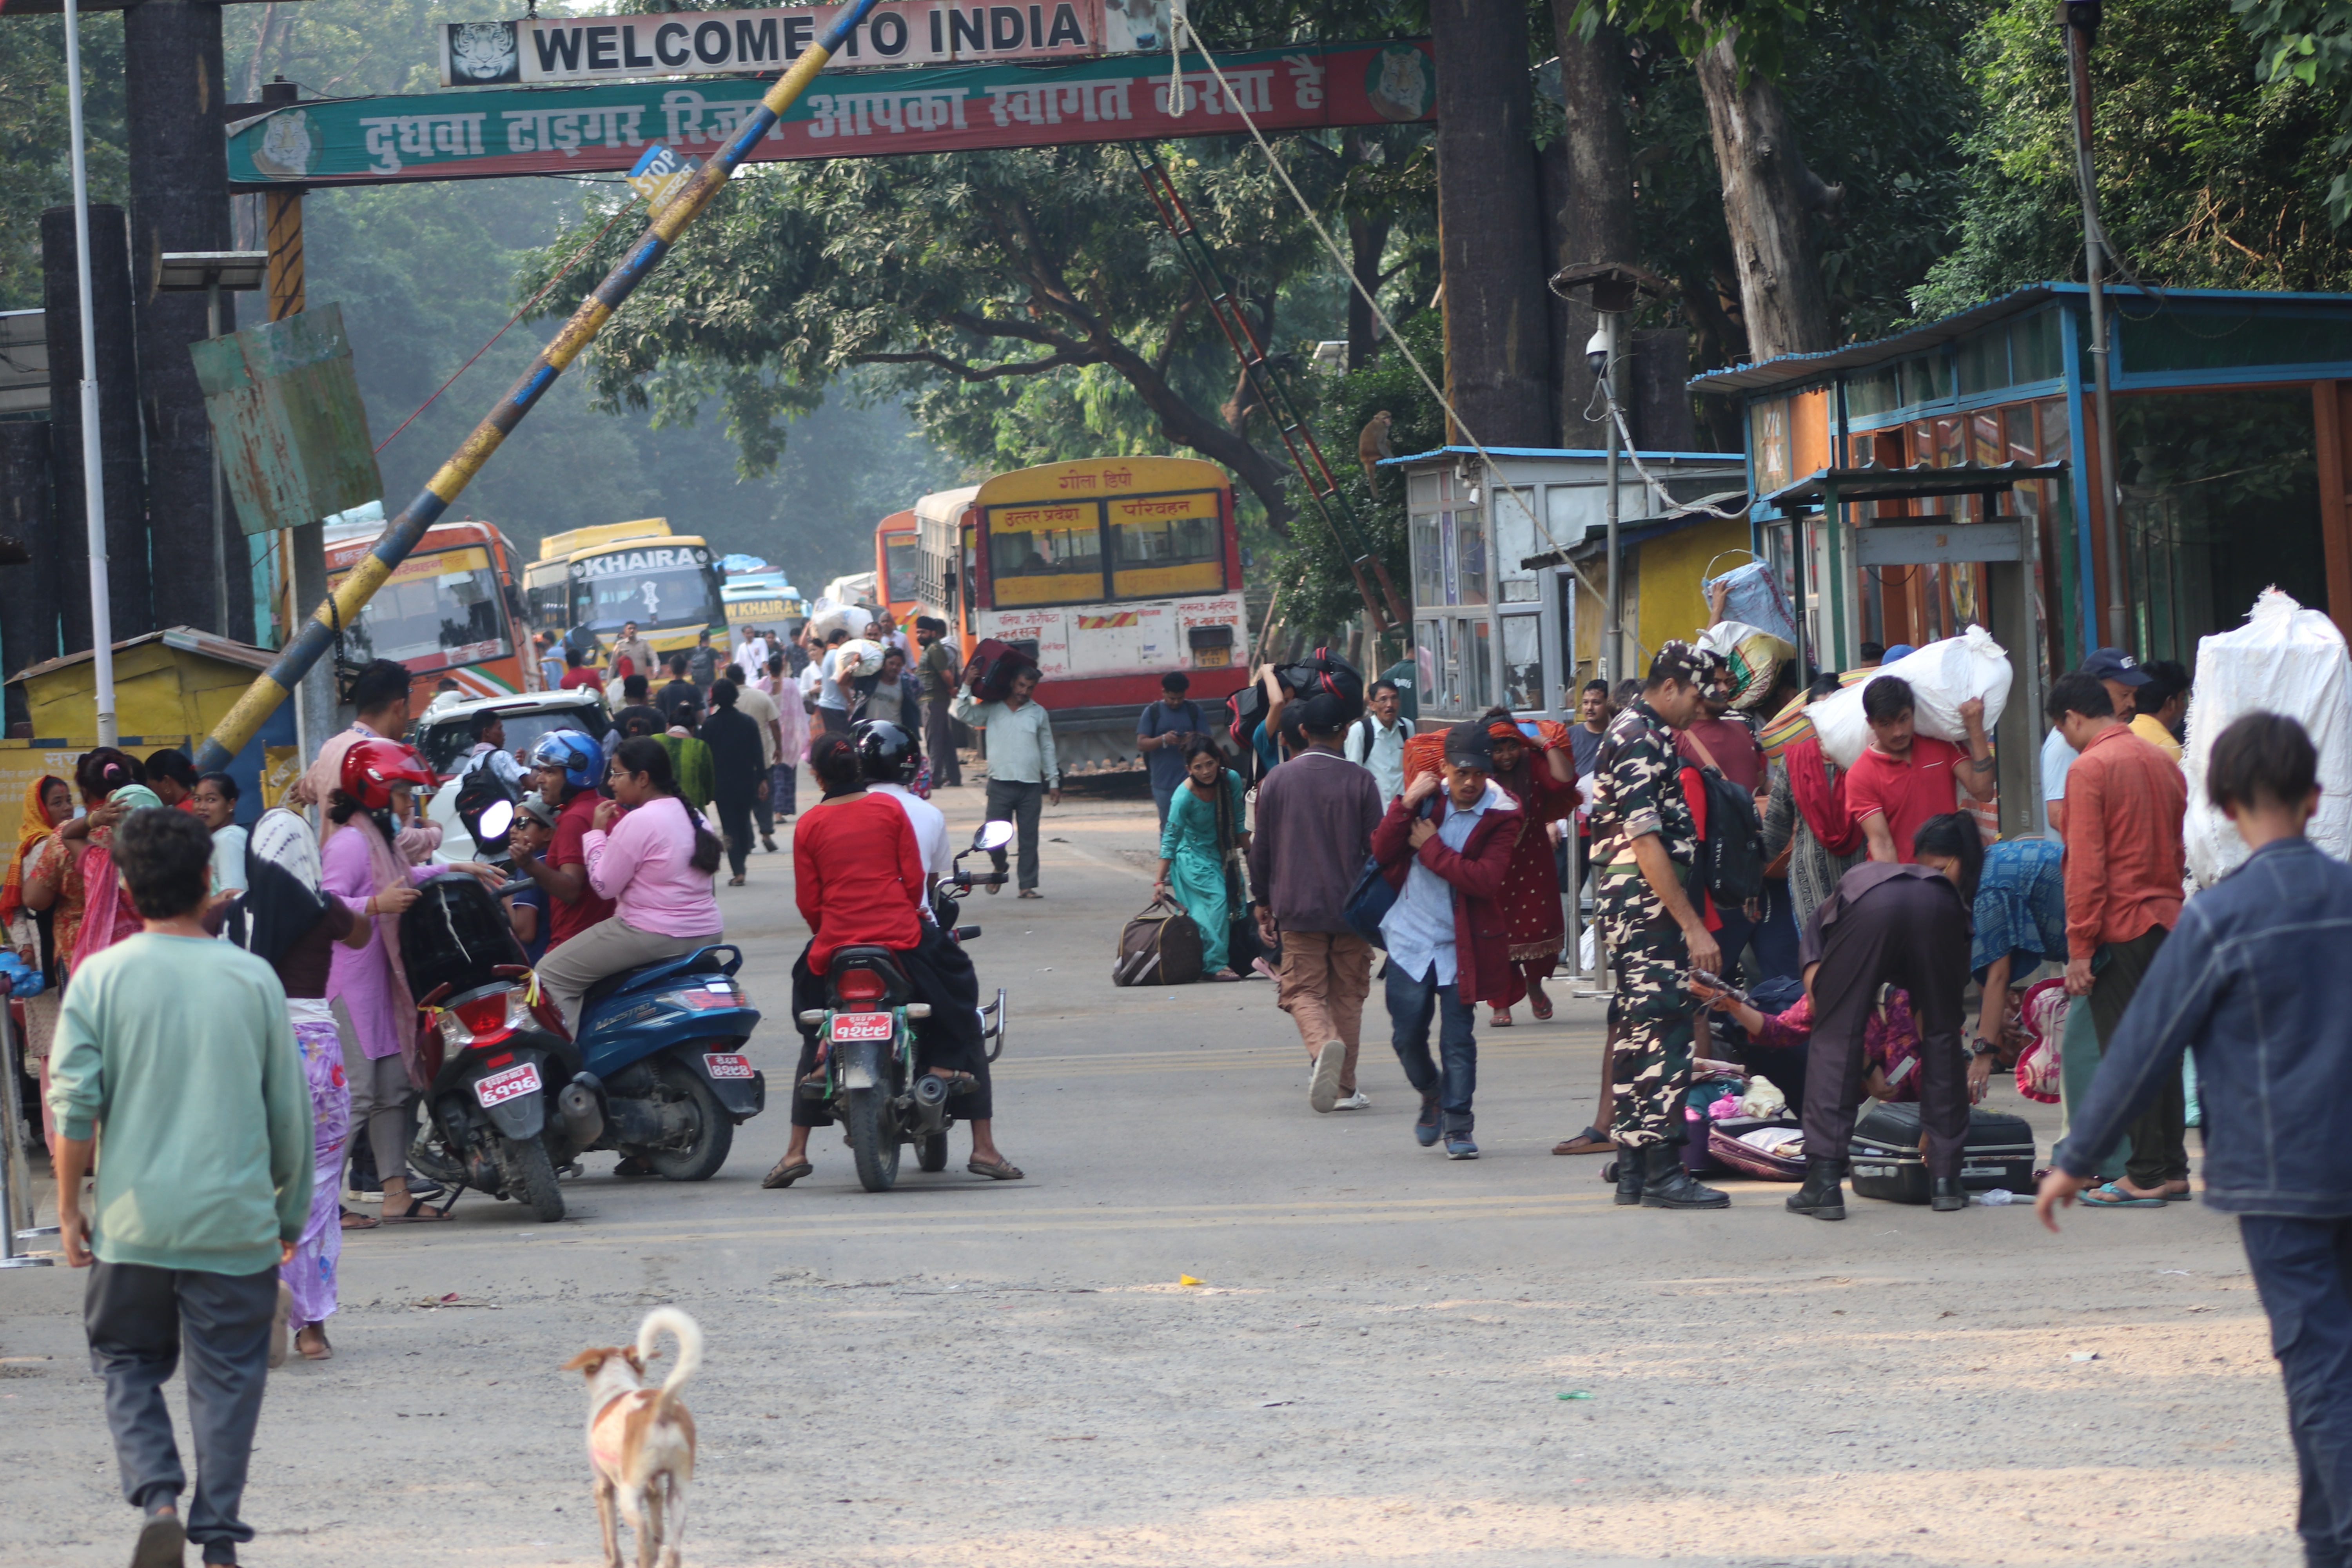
[0,12,127,312]
[1253,310,1445,639]
[1917,0,2352,313]
[2233,0,2352,219]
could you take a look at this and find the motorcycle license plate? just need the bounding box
[474,1061,543,1107]
[703,1052,755,1080]
[830,1013,895,1042]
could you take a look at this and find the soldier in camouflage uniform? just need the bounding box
[1589,641,1731,1210]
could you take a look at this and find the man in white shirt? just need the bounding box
[733,629,771,681]
[868,758,950,918]
[951,667,1059,898]
[1344,679,1410,801]
[458,710,529,790]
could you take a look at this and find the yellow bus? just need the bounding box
[526,518,728,658]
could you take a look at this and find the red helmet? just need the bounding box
[339,738,433,811]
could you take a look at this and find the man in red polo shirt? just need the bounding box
[1847,675,1996,863]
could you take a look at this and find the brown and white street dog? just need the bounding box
[562,1307,701,1568]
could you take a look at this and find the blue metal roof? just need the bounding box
[1685,281,2352,396]
[1381,445,1742,466]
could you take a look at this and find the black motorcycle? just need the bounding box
[795,820,1012,1192]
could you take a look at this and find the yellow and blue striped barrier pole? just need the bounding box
[194,0,880,773]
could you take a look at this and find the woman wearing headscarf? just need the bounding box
[57,749,163,973]
[7,775,74,1147]
[1762,676,1869,930]
[1476,709,1581,1027]
[223,809,377,1355]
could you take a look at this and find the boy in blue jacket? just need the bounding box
[2040,712,2352,1566]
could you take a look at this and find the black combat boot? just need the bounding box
[1610,1145,1645,1206]
[1640,1143,1730,1209]
[1931,1177,1967,1212]
[1786,1158,1847,1220]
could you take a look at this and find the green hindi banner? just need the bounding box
[229,38,1437,188]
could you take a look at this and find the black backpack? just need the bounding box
[1223,682,1270,787]
[1686,767,1768,906]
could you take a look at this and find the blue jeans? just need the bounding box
[2242,1215,2352,1567]
[1385,960,1477,1135]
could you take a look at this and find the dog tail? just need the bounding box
[637,1307,702,1426]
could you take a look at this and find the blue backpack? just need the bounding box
[1341,795,1439,946]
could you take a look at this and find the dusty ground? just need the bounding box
[0,781,2297,1566]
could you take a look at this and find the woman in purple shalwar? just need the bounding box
[223,808,374,1359]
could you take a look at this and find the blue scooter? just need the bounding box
[403,867,766,1223]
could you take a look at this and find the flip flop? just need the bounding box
[2081,1181,2167,1208]
[1489,1009,1513,1028]
[378,1196,454,1223]
[968,1157,1025,1180]
[1552,1126,1612,1156]
[1530,993,1554,1021]
[1206,969,1241,982]
[762,1159,813,1189]
[339,1209,379,1231]
[298,1326,334,1362]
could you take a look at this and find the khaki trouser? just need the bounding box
[1276,930,1374,1092]
[538,916,721,1031]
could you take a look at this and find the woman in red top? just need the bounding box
[1478,711,1581,1027]
[764,734,1022,1188]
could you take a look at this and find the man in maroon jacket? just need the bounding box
[1370,722,1520,1158]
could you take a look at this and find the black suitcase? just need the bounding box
[1847,1102,2036,1204]
[961,637,1036,704]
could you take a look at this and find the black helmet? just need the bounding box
[852,719,921,785]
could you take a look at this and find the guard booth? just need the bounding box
[1382,445,1746,728]
[1760,464,2067,837]
[0,628,297,843]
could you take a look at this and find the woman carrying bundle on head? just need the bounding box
[1153,735,1252,981]
[1475,708,1581,1027]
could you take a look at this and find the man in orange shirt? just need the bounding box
[2045,670,2189,1207]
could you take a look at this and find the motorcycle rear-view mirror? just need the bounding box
[972,819,1015,853]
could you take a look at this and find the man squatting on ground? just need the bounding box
[2037,713,2352,1568]
[1589,641,1731,1210]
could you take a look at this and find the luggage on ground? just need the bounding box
[1847,1102,2035,1204]
[1112,896,1204,986]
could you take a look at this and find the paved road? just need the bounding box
[0,785,2301,1565]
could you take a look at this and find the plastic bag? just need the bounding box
[1806,626,2013,769]
[2013,976,2068,1104]
[1702,557,1799,647]
[2182,588,2352,887]
[1699,621,1797,711]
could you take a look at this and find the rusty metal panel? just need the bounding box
[190,303,381,536]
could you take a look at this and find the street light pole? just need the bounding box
[2065,0,2128,652]
[62,0,116,745]
[1600,310,1624,686]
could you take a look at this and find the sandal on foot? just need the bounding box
[379,1196,454,1223]
[1017,889,1043,899]
[2082,1181,2168,1208]
[1530,991,1554,1021]
[1552,1126,1612,1156]
[297,1326,334,1362]
[968,1157,1025,1180]
[762,1159,813,1189]
[1489,1008,1513,1028]
[339,1208,379,1231]
[727,874,747,886]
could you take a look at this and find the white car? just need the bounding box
[417,690,612,861]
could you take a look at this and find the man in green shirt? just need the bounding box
[49,808,311,1568]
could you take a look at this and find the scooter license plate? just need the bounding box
[703,1052,755,1079]
[830,1013,894,1042]
[474,1061,543,1107]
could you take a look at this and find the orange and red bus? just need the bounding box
[325,517,540,707]
[912,456,1250,765]
[873,510,921,627]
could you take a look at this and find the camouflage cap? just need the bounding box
[1648,639,1717,686]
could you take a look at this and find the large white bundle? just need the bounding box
[1807,626,2013,769]
[833,637,887,679]
[805,597,872,644]
[2182,588,2352,887]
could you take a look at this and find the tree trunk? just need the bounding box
[1693,38,1837,361]
[1430,0,1553,446]
[1549,11,1637,446]
[1341,128,1394,370]
[128,0,245,639]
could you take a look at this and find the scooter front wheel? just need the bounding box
[843,1087,901,1192]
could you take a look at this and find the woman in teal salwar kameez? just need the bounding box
[1153,738,1251,980]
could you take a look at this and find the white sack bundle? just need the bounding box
[1807,626,2013,769]
[805,598,873,644]
[2182,588,2352,887]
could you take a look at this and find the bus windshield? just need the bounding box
[570,543,722,633]
[340,546,510,670]
[883,534,920,602]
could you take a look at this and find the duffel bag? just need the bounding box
[1112,896,1205,987]
[962,637,1037,704]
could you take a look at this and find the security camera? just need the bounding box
[1585,328,1609,379]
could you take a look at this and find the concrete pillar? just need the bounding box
[0,422,60,730]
